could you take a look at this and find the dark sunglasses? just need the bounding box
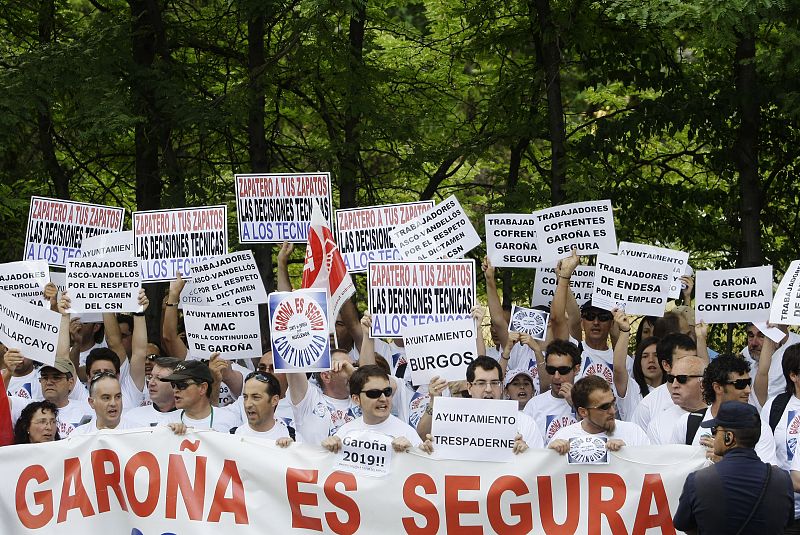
[723,378,752,390]
[171,381,197,391]
[546,365,574,376]
[586,399,616,411]
[666,374,703,384]
[361,387,393,399]
[582,311,613,322]
[89,370,117,384]
[145,354,160,361]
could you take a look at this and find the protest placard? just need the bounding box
[190,250,268,305]
[754,322,785,343]
[66,258,141,313]
[402,318,477,385]
[336,430,393,478]
[368,260,476,338]
[617,242,689,299]
[532,200,617,262]
[771,260,800,325]
[236,173,332,243]
[0,260,50,306]
[79,230,135,258]
[591,253,673,316]
[268,289,330,372]
[0,289,60,365]
[183,304,261,360]
[531,266,595,308]
[695,266,773,324]
[49,270,65,294]
[133,205,228,282]
[431,397,517,462]
[568,436,609,465]
[178,280,208,308]
[336,201,434,272]
[509,305,549,340]
[389,196,481,260]
[485,214,544,268]
[25,196,125,267]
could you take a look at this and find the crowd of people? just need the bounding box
[3,245,799,533]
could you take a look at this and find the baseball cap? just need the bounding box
[504,369,535,389]
[159,360,214,384]
[40,357,77,377]
[700,401,761,430]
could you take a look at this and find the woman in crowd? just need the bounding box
[14,400,60,444]
[613,310,664,420]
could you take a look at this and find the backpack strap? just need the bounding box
[287,425,296,441]
[229,426,238,434]
[686,407,709,445]
[769,392,793,432]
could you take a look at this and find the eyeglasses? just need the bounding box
[470,380,503,388]
[361,387,393,399]
[171,381,197,391]
[710,426,724,435]
[39,374,68,383]
[582,311,613,322]
[723,378,752,390]
[546,365,574,376]
[585,399,616,411]
[666,374,703,385]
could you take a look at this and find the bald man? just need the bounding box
[646,356,707,445]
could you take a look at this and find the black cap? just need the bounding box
[159,360,213,385]
[700,401,761,430]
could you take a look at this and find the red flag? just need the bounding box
[302,202,355,326]
[0,385,14,446]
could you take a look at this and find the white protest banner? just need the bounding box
[336,201,434,272]
[532,199,617,262]
[368,260,476,338]
[591,253,673,316]
[509,305,549,340]
[531,265,595,308]
[268,289,330,372]
[771,260,800,325]
[696,266,773,324]
[0,427,707,535]
[617,242,690,299]
[336,430,393,478]
[0,289,60,365]
[0,260,50,306]
[183,304,261,360]
[485,214,544,268]
[25,196,125,267]
[190,250,268,305]
[133,205,228,282]
[235,172,332,243]
[79,230,135,258]
[389,195,481,260]
[431,397,518,462]
[402,318,477,385]
[66,258,141,313]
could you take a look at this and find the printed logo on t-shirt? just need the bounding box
[8,383,32,399]
[58,421,77,437]
[546,414,577,440]
[408,392,430,428]
[582,357,613,385]
[392,352,406,368]
[787,410,800,461]
[314,401,361,436]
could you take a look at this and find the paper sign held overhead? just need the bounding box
[80,230,135,259]
[509,305,549,340]
[402,318,477,386]
[66,258,142,313]
[695,266,773,324]
[532,200,617,262]
[617,242,689,299]
[591,253,673,316]
[389,196,480,260]
[183,304,261,360]
[531,266,595,308]
[485,214,544,268]
[0,289,60,366]
[190,251,268,305]
[268,289,331,372]
[0,260,50,306]
[770,260,800,325]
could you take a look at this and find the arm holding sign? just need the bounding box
[103,313,128,367]
[56,293,73,363]
[130,290,149,391]
[612,309,631,398]
[500,332,519,378]
[519,333,550,392]
[207,353,227,407]
[552,250,581,342]
[415,375,446,440]
[69,317,86,382]
[163,275,188,360]
[694,321,709,365]
[358,314,376,366]
[754,331,778,406]
[482,256,509,349]
[277,241,294,292]
[44,282,58,312]
[472,305,487,356]
[322,435,343,453]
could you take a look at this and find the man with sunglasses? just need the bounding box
[234,371,293,446]
[644,355,707,444]
[71,372,134,435]
[667,355,777,463]
[523,340,580,443]
[549,375,649,455]
[674,401,793,535]
[323,365,426,454]
[158,360,238,432]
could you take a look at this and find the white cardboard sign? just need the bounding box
[66,258,142,313]
[389,196,480,260]
[336,201,434,272]
[0,260,50,306]
[532,200,617,262]
[485,214,543,268]
[431,397,517,462]
[771,260,800,325]
[531,266,595,308]
[80,230,135,259]
[591,253,673,316]
[189,250,268,305]
[695,266,773,324]
[617,242,689,299]
[183,304,261,360]
[336,430,393,478]
[402,318,477,386]
[0,289,60,365]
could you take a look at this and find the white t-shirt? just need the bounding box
[617,382,654,422]
[763,393,800,518]
[117,360,146,411]
[6,368,38,399]
[570,337,615,387]
[631,383,673,430]
[335,414,422,446]
[646,404,686,445]
[124,404,181,428]
[522,392,577,443]
[551,419,651,446]
[289,384,361,445]
[179,405,240,433]
[9,395,32,426]
[70,417,136,436]
[767,334,800,399]
[55,399,94,437]
[234,419,291,440]
[516,410,545,449]
[668,406,777,464]
[348,339,393,365]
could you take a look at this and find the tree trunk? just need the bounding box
[502,137,529,307]
[338,1,366,209]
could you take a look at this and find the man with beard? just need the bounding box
[234,371,293,446]
[523,340,580,443]
[125,357,182,427]
[158,360,238,432]
[549,375,649,454]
